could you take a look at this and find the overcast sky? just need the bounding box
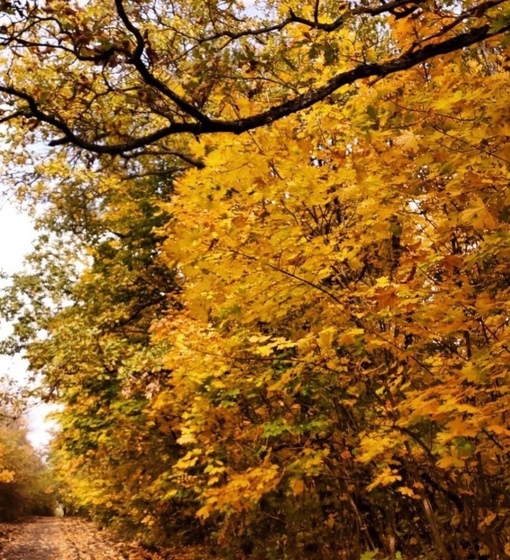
[0,200,55,448]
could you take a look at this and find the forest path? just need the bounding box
[0,517,212,560]
[0,517,127,560]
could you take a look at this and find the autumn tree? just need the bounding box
[0,379,56,520]
[0,418,57,520]
[1,0,510,559]
[153,38,510,558]
[0,165,202,540]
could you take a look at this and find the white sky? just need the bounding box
[0,200,55,448]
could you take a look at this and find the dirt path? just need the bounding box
[0,517,128,560]
[0,517,213,560]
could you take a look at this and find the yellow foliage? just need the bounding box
[3,2,510,556]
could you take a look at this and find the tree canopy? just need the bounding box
[0,0,508,163]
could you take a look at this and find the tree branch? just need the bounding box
[0,8,508,160]
[114,0,213,125]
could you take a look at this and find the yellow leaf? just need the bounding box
[367,467,402,491]
[318,327,336,352]
[445,418,479,438]
[460,196,499,230]
[437,456,465,469]
[395,129,419,152]
[397,486,418,499]
[290,478,305,496]
[461,363,481,383]
[486,424,510,436]
[256,343,275,357]
[338,328,364,346]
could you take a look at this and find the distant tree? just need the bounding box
[0,415,56,520]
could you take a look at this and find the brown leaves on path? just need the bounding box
[0,518,212,560]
